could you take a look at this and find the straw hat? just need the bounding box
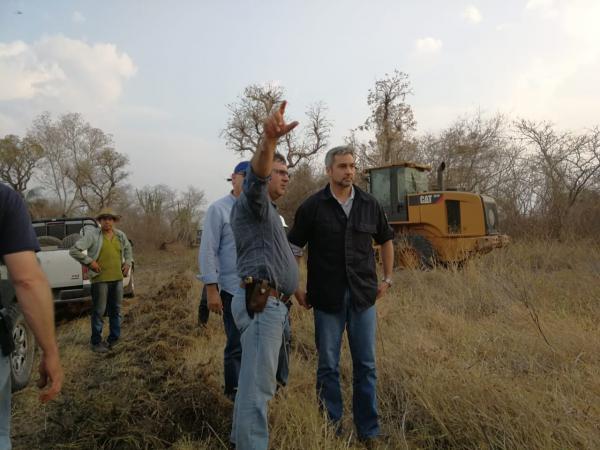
[95,207,121,221]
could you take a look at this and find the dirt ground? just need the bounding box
[10,240,600,449]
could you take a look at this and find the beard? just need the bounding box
[335,177,353,187]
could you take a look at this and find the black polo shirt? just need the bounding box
[0,183,39,257]
[288,184,393,313]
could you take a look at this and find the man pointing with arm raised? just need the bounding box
[229,101,301,450]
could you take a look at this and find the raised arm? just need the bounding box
[252,101,298,177]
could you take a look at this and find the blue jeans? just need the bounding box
[0,355,11,450]
[314,289,379,439]
[230,286,288,450]
[221,290,241,399]
[90,280,123,345]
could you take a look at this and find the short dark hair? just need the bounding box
[273,152,286,165]
[325,145,355,168]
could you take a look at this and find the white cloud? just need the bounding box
[526,0,554,10]
[0,41,66,101]
[525,0,559,19]
[462,5,482,24]
[0,35,137,106]
[504,0,600,125]
[415,37,443,53]
[72,11,85,23]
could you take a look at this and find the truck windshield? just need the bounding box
[398,167,429,195]
[369,168,391,208]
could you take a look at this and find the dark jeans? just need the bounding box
[218,289,290,399]
[90,280,123,345]
[314,289,379,439]
[198,285,209,326]
[221,290,242,399]
[276,305,291,387]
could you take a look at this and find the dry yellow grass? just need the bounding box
[11,239,600,449]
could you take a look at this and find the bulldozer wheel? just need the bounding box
[395,235,437,270]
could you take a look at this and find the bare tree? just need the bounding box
[136,184,174,217]
[73,147,129,210]
[134,184,176,248]
[357,70,418,165]
[29,112,129,215]
[170,186,206,245]
[277,162,327,226]
[515,120,600,238]
[29,112,77,214]
[418,112,520,194]
[0,134,43,196]
[134,185,205,248]
[222,83,331,168]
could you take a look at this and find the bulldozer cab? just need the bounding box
[367,163,431,222]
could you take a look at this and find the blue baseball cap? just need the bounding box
[233,161,250,174]
[227,161,250,181]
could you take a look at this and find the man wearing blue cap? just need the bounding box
[199,161,249,400]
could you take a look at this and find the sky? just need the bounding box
[1,0,599,203]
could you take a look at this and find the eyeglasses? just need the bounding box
[272,169,290,178]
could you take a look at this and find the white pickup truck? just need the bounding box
[1,217,135,391]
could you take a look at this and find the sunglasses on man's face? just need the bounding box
[272,169,290,178]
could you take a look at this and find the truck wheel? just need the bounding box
[9,307,36,392]
[124,266,135,298]
[60,233,81,249]
[38,235,62,247]
[395,235,437,270]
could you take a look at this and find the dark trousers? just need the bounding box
[198,285,209,325]
[276,305,291,387]
[221,290,242,399]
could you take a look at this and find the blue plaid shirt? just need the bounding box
[230,166,298,296]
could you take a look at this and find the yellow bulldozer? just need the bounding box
[366,161,509,268]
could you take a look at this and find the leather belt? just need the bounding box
[268,287,291,303]
[240,280,291,303]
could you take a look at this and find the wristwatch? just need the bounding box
[382,277,393,287]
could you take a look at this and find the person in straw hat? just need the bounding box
[69,208,133,353]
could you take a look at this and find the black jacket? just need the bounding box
[288,184,393,313]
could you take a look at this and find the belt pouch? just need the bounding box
[245,279,270,316]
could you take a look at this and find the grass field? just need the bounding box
[11,239,600,449]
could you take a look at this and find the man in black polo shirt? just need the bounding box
[0,183,63,449]
[288,146,394,446]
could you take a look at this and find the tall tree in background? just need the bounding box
[135,184,174,247]
[134,184,205,248]
[29,112,77,215]
[170,186,206,245]
[515,120,600,238]
[0,134,43,196]
[418,113,519,193]
[357,70,418,166]
[222,83,331,168]
[29,112,129,215]
[277,162,327,226]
